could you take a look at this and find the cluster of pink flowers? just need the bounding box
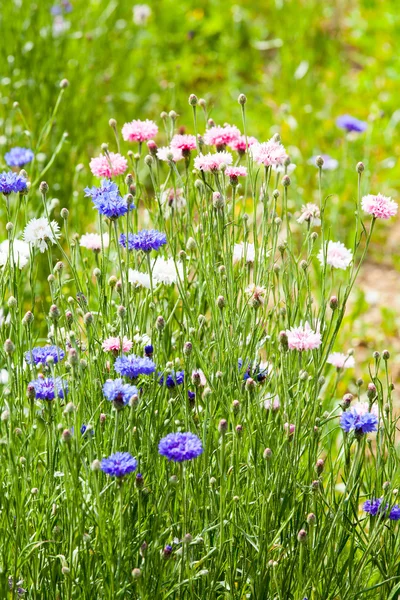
[250,138,287,167]
[171,134,197,154]
[193,151,233,172]
[203,124,241,148]
[285,322,322,351]
[361,193,398,220]
[102,336,133,355]
[156,146,183,162]
[90,152,128,178]
[121,119,158,143]
[318,241,353,270]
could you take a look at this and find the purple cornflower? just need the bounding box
[114,354,156,379]
[188,390,195,401]
[29,377,68,400]
[84,179,131,219]
[336,115,367,133]
[101,452,137,477]
[119,229,167,252]
[389,505,400,521]
[158,370,184,388]
[158,432,203,462]
[103,378,138,408]
[340,409,378,435]
[0,171,28,195]
[25,345,65,365]
[363,498,384,516]
[5,147,34,167]
[144,344,153,357]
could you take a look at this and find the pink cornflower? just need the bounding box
[285,322,322,351]
[89,152,128,178]
[250,139,287,167]
[361,193,398,220]
[203,124,241,149]
[102,336,133,355]
[230,135,258,155]
[80,232,110,252]
[284,423,295,435]
[297,203,321,226]
[318,241,353,270]
[121,119,158,143]
[171,134,197,155]
[327,352,355,369]
[156,146,183,162]
[193,151,233,172]
[225,166,247,182]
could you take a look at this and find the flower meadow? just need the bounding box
[0,90,400,600]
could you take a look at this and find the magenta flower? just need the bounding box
[171,134,197,155]
[285,322,322,351]
[90,152,128,178]
[121,119,158,143]
[102,336,133,355]
[230,135,258,155]
[203,124,241,149]
[193,151,233,172]
[250,139,287,167]
[225,166,247,180]
[318,241,353,270]
[361,194,398,220]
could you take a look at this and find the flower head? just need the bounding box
[203,124,241,149]
[90,152,128,178]
[29,377,68,400]
[340,409,378,435]
[230,135,258,154]
[128,269,151,289]
[152,257,183,285]
[103,379,138,407]
[361,194,398,220]
[5,147,34,167]
[225,166,247,183]
[245,283,266,307]
[102,336,133,354]
[286,323,322,351]
[160,188,186,213]
[85,179,131,219]
[156,146,183,163]
[233,242,255,264]
[318,241,353,270]
[0,239,30,269]
[0,171,28,195]
[133,4,151,25]
[80,232,110,252]
[119,229,167,252]
[193,151,233,172]
[389,505,400,521]
[101,452,138,477]
[158,432,203,462]
[327,352,355,370]
[336,115,367,133]
[25,346,65,365]
[122,119,158,143]
[170,134,197,154]
[114,354,156,379]
[158,370,184,388]
[297,203,321,226]
[23,217,61,253]
[250,139,287,167]
[363,498,384,516]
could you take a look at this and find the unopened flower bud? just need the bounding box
[263,448,272,460]
[218,419,228,434]
[156,315,165,331]
[307,513,316,525]
[62,429,72,443]
[132,567,141,579]
[367,383,377,400]
[22,311,34,325]
[216,295,225,309]
[61,208,69,219]
[315,155,324,168]
[144,155,153,167]
[7,296,17,309]
[183,341,192,356]
[382,349,390,360]
[329,296,338,310]
[49,304,60,321]
[297,529,307,543]
[282,175,290,187]
[4,339,15,354]
[189,94,198,106]
[315,459,324,475]
[238,93,247,105]
[84,312,93,326]
[39,181,49,194]
[356,162,364,173]
[60,78,69,89]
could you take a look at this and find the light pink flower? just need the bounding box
[327,352,355,369]
[102,336,133,354]
[171,134,197,154]
[156,146,183,162]
[203,124,241,148]
[352,401,378,418]
[250,139,287,167]
[318,241,353,270]
[230,135,258,154]
[192,369,207,386]
[297,203,321,225]
[193,151,233,172]
[89,152,128,178]
[361,193,398,220]
[284,422,295,435]
[80,232,110,252]
[286,322,322,351]
[121,119,158,143]
[264,394,280,411]
[225,166,247,179]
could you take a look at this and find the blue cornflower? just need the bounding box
[144,344,154,357]
[340,409,378,435]
[158,432,203,462]
[114,354,156,379]
[389,505,400,521]
[80,424,94,437]
[103,378,138,408]
[158,370,184,388]
[25,345,65,365]
[238,358,269,383]
[119,229,167,252]
[29,377,68,400]
[101,452,138,477]
[0,171,28,195]
[84,179,131,219]
[188,390,195,401]
[5,147,34,167]
[336,115,367,133]
[363,498,385,516]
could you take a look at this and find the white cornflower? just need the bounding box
[152,257,183,285]
[23,217,61,253]
[233,242,256,264]
[80,232,110,252]
[0,239,30,269]
[128,269,151,290]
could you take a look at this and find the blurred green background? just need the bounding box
[1,0,400,349]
